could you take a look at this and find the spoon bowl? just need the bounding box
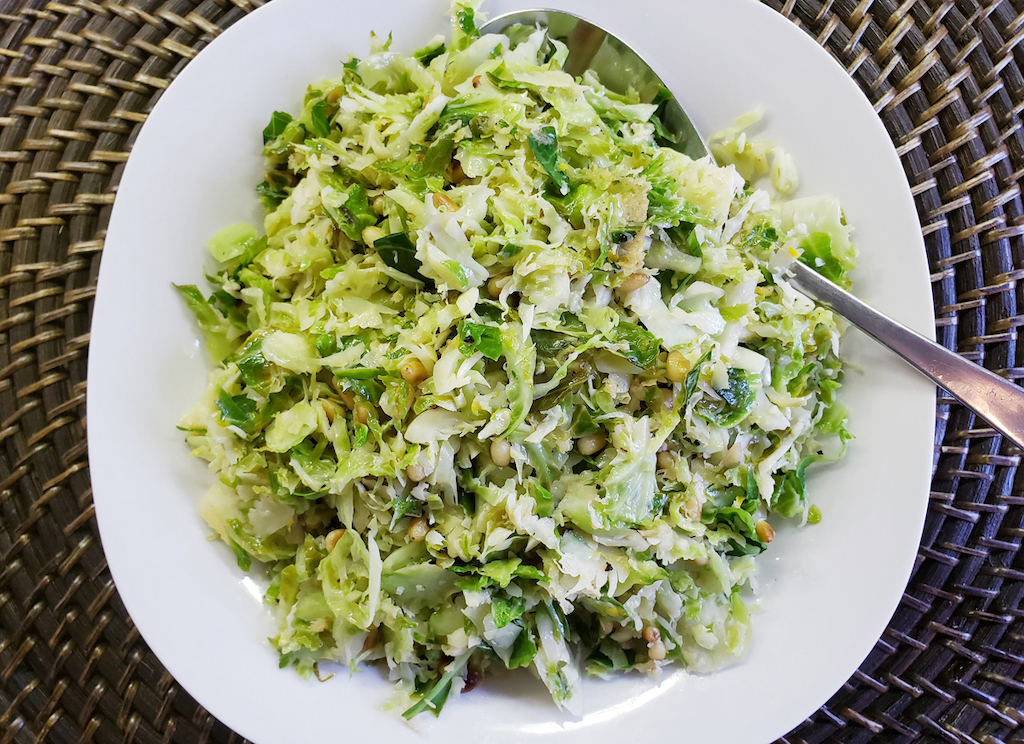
[483,9,710,159]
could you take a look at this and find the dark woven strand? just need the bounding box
[0,1,1021,743]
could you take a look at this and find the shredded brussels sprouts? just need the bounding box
[177,0,855,718]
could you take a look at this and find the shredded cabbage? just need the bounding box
[177,0,855,718]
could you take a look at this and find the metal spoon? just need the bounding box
[482,8,1024,451]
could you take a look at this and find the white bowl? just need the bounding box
[88,1,936,742]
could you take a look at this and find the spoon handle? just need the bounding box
[787,260,1024,450]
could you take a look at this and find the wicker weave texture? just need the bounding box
[0,1,1022,743]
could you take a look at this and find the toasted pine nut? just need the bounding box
[406,463,427,482]
[362,225,386,248]
[577,431,607,456]
[401,359,428,385]
[320,399,343,425]
[407,516,429,542]
[472,75,483,88]
[490,438,512,467]
[656,451,674,471]
[324,529,345,552]
[432,192,459,212]
[642,625,661,644]
[666,350,691,383]
[619,273,650,293]
[648,640,667,661]
[354,402,373,425]
[755,520,775,543]
[487,274,511,298]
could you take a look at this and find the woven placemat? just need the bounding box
[0,0,1022,742]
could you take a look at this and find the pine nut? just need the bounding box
[432,192,459,211]
[577,431,607,456]
[362,225,386,248]
[407,516,429,542]
[324,528,345,552]
[487,274,511,298]
[755,520,775,543]
[666,350,691,383]
[642,625,660,644]
[648,640,667,661]
[401,358,428,385]
[406,463,426,482]
[656,451,674,471]
[619,273,650,293]
[490,438,512,467]
[354,402,373,425]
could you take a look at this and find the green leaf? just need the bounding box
[309,100,330,138]
[342,376,385,404]
[323,183,376,242]
[414,39,446,65]
[609,321,660,369]
[458,321,503,361]
[487,63,528,90]
[532,362,590,413]
[209,290,247,330]
[531,329,577,359]
[492,593,526,629]
[174,284,237,363]
[315,333,339,358]
[374,232,428,283]
[650,86,679,145]
[443,260,469,288]
[799,232,846,285]
[533,483,555,518]
[456,6,477,36]
[507,624,537,669]
[262,111,292,144]
[207,222,257,263]
[681,349,713,407]
[745,467,759,508]
[771,457,813,518]
[743,223,778,250]
[402,651,472,719]
[450,559,545,590]
[570,405,599,439]
[705,368,758,426]
[422,136,455,175]
[215,389,259,434]
[389,493,420,529]
[227,537,252,571]
[527,126,570,196]
[256,180,288,209]
[229,236,268,279]
[234,337,274,396]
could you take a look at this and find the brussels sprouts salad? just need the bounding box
[176,0,855,718]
